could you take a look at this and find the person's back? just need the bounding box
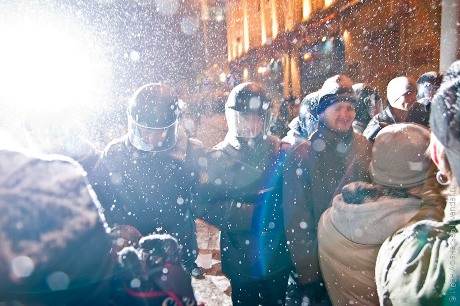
[318,123,433,306]
[0,149,113,305]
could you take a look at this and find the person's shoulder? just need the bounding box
[210,139,232,155]
[353,132,372,147]
[288,137,312,159]
[407,102,430,126]
[363,111,387,141]
[378,218,458,269]
[188,137,204,151]
[376,218,459,304]
[102,136,128,157]
[0,149,86,181]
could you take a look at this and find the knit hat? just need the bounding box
[0,150,113,303]
[316,74,357,115]
[386,76,417,106]
[430,60,460,184]
[369,123,431,188]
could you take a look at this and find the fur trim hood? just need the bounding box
[326,181,422,244]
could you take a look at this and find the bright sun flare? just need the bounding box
[0,9,112,117]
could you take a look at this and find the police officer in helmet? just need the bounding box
[89,83,204,279]
[196,82,292,306]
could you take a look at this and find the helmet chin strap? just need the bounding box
[128,119,178,153]
[129,133,178,153]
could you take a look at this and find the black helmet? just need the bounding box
[416,71,443,103]
[225,82,272,138]
[352,83,381,122]
[298,91,320,137]
[127,83,180,152]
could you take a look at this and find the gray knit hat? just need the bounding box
[369,123,431,188]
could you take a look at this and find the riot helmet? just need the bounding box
[352,83,381,121]
[416,71,443,104]
[352,83,381,133]
[298,91,320,137]
[225,82,272,138]
[127,83,180,152]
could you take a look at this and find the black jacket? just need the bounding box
[283,125,372,285]
[363,103,430,141]
[196,134,292,280]
[89,134,204,270]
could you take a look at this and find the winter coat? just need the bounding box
[89,131,204,270]
[375,195,460,305]
[363,104,430,142]
[283,124,372,285]
[0,149,114,305]
[196,133,292,281]
[318,182,423,306]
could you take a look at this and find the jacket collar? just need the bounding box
[327,181,422,245]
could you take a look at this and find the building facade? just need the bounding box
[224,0,455,106]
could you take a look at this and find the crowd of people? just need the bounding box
[0,60,459,306]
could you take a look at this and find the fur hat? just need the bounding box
[386,76,417,106]
[369,123,431,188]
[430,60,460,184]
[316,75,357,115]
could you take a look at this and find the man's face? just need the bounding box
[234,113,264,138]
[138,127,168,147]
[322,101,356,132]
[389,90,417,111]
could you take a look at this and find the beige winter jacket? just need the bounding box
[318,182,422,305]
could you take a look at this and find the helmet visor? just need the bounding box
[228,111,265,138]
[128,118,178,152]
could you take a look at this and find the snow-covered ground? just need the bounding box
[193,219,232,306]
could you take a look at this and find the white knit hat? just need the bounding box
[386,76,417,106]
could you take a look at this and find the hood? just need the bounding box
[328,182,422,244]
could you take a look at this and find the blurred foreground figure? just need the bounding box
[376,60,460,305]
[18,115,101,172]
[89,83,204,278]
[111,232,198,306]
[195,82,292,306]
[0,149,114,305]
